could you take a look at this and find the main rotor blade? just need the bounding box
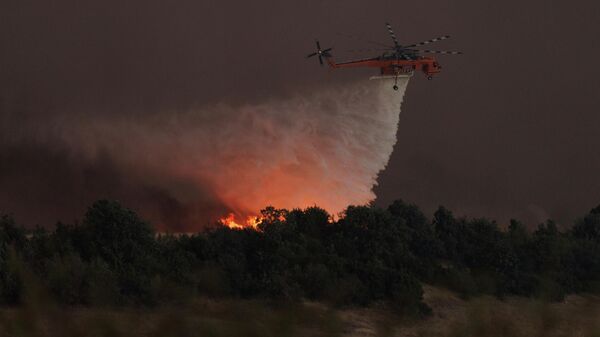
[335,32,391,48]
[307,52,318,58]
[405,35,451,48]
[318,55,324,65]
[413,49,463,55]
[346,48,390,53]
[322,48,332,53]
[316,40,321,50]
[385,22,400,47]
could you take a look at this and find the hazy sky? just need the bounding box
[2,0,600,228]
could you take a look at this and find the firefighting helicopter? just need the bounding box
[307,22,462,90]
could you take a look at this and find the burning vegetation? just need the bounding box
[219,213,261,229]
[219,207,292,230]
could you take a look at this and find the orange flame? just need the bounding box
[219,213,261,230]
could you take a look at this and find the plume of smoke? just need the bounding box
[1,78,409,229]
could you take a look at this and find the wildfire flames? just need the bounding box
[219,213,261,229]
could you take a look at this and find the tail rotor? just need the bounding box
[306,40,332,66]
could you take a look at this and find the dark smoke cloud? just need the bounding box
[2,0,600,228]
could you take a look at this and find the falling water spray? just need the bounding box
[1,77,411,229]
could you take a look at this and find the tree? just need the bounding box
[530,220,571,299]
[286,206,330,240]
[572,206,600,241]
[0,214,26,304]
[388,200,442,278]
[433,206,462,263]
[79,200,158,302]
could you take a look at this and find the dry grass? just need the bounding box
[0,297,343,337]
[395,286,600,337]
[1,286,600,336]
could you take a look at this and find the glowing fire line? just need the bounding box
[219,213,261,229]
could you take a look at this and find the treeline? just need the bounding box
[1,200,600,314]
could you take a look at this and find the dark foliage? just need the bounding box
[1,199,600,314]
